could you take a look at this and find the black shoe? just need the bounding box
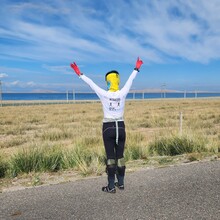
[102,186,116,193]
[115,182,124,190]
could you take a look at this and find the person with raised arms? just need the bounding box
[70,57,143,193]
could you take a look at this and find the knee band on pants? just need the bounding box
[117,158,125,176]
[106,159,116,177]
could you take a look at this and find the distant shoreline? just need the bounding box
[2,91,220,94]
[1,91,220,107]
[1,97,220,107]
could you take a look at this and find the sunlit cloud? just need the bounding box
[0,0,220,64]
[42,64,72,74]
[0,0,220,92]
[4,80,76,92]
[6,80,35,87]
[26,81,36,87]
[0,73,8,78]
[9,81,20,86]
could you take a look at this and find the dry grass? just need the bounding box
[0,98,219,181]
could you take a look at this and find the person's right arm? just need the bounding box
[70,62,106,97]
[80,74,106,96]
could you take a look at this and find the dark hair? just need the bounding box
[105,70,119,81]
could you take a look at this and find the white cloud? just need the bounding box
[1,0,220,64]
[0,73,8,78]
[6,80,36,88]
[42,64,72,74]
[4,79,74,91]
[10,81,20,86]
[26,81,36,87]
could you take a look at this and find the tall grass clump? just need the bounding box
[125,144,147,161]
[148,134,208,156]
[125,133,147,161]
[64,145,92,169]
[40,146,63,172]
[10,148,42,176]
[10,145,64,177]
[63,145,105,175]
[0,157,8,178]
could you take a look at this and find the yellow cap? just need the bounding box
[105,70,120,92]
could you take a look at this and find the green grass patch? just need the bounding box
[0,157,8,178]
[125,145,146,161]
[63,145,105,175]
[8,143,106,177]
[10,145,64,177]
[148,134,208,156]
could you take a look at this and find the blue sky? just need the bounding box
[0,0,220,93]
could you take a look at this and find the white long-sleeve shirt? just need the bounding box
[80,70,138,122]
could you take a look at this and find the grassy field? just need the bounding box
[0,98,219,189]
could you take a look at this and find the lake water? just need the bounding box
[2,92,220,101]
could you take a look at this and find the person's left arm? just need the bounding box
[120,57,143,96]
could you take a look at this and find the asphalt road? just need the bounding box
[0,161,220,220]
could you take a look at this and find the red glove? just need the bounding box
[135,57,143,71]
[70,62,81,76]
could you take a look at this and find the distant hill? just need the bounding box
[130,89,181,93]
[30,90,60,93]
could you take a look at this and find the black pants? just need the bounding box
[102,121,126,188]
[102,121,126,160]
